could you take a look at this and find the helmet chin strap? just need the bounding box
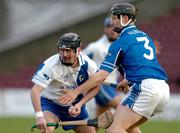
[120,15,132,27]
[113,15,133,34]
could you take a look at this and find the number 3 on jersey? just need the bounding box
[136,37,154,60]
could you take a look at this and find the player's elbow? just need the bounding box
[31,84,44,97]
[94,70,109,86]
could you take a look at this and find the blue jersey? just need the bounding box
[100,25,168,83]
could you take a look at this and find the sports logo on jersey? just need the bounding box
[63,75,68,82]
[79,74,85,82]
[43,73,49,80]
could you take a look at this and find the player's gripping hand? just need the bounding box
[116,79,129,94]
[59,89,78,105]
[36,116,47,133]
[68,104,81,117]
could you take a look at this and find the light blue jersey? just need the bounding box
[100,25,168,83]
[83,35,120,106]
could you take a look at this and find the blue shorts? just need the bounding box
[41,97,89,130]
[95,84,118,106]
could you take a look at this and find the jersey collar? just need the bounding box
[120,25,136,36]
[78,53,85,66]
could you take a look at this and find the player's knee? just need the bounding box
[84,127,96,133]
[106,126,126,133]
[106,128,127,133]
[45,127,55,133]
[127,127,141,133]
[74,126,96,133]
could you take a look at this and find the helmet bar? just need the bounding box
[58,40,79,49]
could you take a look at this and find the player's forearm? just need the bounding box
[78,86,100,107]
[31,84,44,112]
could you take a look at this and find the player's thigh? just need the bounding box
[95,84,119,107]
[107,94,122,108]
[96,105,110,116]
[73,125,96,133]
[43,111,59,132]
[108,104,144,131]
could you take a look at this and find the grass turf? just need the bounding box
[0,117,180,133]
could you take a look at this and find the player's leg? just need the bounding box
[95,104,110,131]
[41,97,60,133]
[95,84,143,133]
[127,117,147,133]
[95,84,121,116]
[127,127,142,133]
[96,94,121,118]
[73,126,96,133]
[106,105,144,133]
[43,111,59,133]
[127,79,169,133]
[106,79,169,133]
[107,94,122,108]
[96,104,110,116]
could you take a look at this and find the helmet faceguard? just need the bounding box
[57,33,81,66]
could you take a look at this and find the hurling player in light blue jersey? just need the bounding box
[31,33,98,133]
[83,17,122,117]
[59,3,170,133]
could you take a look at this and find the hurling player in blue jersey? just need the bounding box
[31,33,98,133]
[59,3,170,133]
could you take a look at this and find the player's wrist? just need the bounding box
[76,101,83,107]
[35,111,43,118]
[73,88,80,95]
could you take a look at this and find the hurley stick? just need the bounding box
[31,110,113,132]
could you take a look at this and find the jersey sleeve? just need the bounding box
[100,39,124,73]
[31,63,54,88]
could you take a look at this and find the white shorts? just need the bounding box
[121,78,170,119]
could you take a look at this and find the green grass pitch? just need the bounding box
[0,117,180,133]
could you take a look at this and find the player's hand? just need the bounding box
[116,79,129,94]
[68,104,81,117]
[59,89,78,105]
[36,116,47,133]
